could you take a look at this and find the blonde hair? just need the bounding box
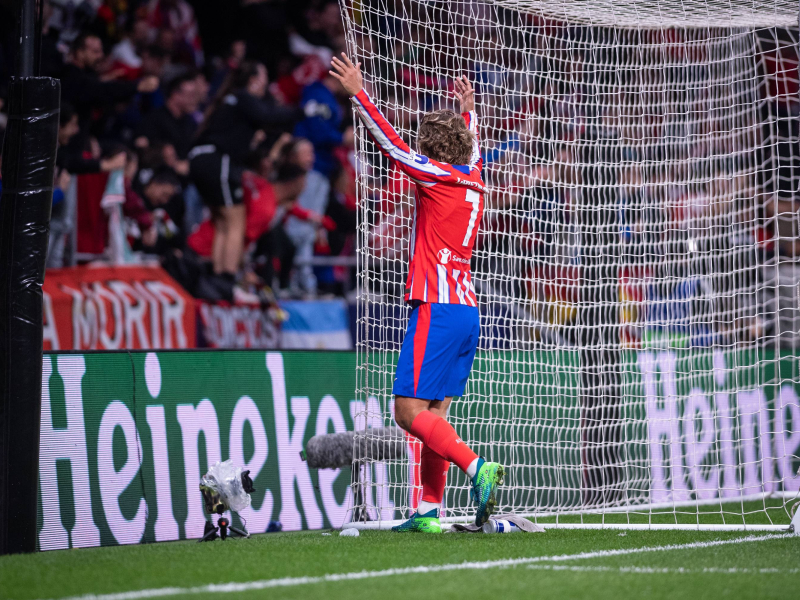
[417,110,474,165]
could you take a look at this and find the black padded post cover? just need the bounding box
[0,76,60,555]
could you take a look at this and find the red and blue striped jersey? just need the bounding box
[351,89,485,307]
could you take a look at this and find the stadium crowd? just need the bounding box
[0,0,799,347]
[0,0,358,303]
[352,6,800,348]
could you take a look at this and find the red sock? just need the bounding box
[409,411,478,474]
[420,445,449,504]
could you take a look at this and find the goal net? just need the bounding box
[341,0,800,530]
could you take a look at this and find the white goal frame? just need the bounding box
[341,0,800,532]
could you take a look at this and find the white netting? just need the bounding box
[492,0,798,28]
[343,0,800,528]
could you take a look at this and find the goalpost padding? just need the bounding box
[341,0,800,530]
[0,76,61,554]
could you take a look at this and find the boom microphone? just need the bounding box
[301,427,407,469]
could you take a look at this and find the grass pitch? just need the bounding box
[1,507,797,600]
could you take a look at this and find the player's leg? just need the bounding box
[391,304,459,532]
[394,395,503,526]
[442,305,504,525]
[393,303,502,526]
[392,304,480,476]
[391,397,451,533]
[394,396,480,475]
[416,398,451,517]
[391,304,440,532]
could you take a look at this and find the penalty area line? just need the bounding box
[41,533,792,600]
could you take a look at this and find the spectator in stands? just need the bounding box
[325,161,357,255]
[25,0,363,306]
[208,40,247,98]
[133,167,185,255]
[297,1,345,51]
[191,71,211,120]
[50,104,129,268]
[39,1,64,78]
[135,73,199,174]
[189,60,299,280]
[251,163,310,292]
[109,18,153,80]
[48,163,74,269]
[121,150,156,250]
[764,193,800,259]
[60,32,160,142]
[251,132,294,180]
[241,0,290,77]
[147,0,204,68]
[188,162,314,296]
[56,104,127,176]
[54,106,130,267]
[294,73,353,176]
[282,137,330,294]
[137,45,171,110]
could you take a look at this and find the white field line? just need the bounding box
[43,533,793,600]
[524,565,800,575]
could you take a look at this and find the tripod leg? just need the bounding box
[199,521,219,542]
[229,526,250,538]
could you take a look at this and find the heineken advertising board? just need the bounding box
[626,349,800,502]
[39,351,358,550]
[38,349,800,550]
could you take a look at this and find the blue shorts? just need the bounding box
[393,303,480,401]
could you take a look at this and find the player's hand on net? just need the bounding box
[330,53,363,96]
[454,76,475,113]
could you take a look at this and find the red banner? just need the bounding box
[43,266,196,350]
[197,301,280,349]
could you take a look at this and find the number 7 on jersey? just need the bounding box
[462,189,481,247]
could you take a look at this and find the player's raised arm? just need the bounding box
[329,53,364,97]
[454,76,481,170]
[329,53,450,182]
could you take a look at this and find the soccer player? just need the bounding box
[330,54,504,533]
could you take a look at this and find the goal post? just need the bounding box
[341,0,800,530]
